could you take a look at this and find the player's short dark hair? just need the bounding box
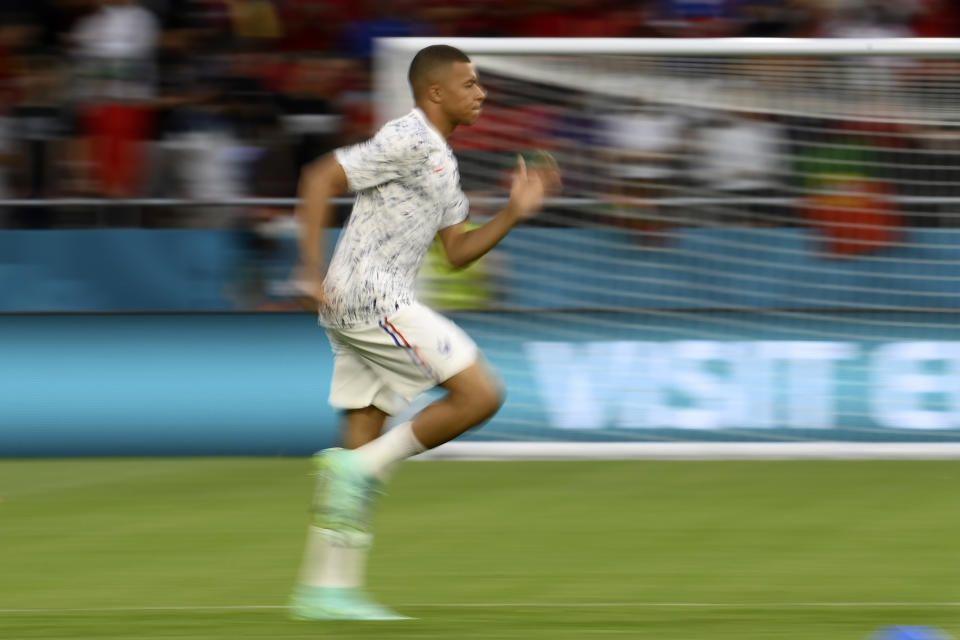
[408,45,471,100]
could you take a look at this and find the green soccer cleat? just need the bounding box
[310,448,379,533]
[289,585,413,621]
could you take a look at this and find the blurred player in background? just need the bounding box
[289,44,559,621]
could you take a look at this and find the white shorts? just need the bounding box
[325,302,479,415]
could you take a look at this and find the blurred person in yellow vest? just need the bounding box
[417,220,506,311]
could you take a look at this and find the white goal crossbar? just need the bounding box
[375,38,960,125]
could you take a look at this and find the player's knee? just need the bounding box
[474,376,505,420]
[445,362,505,421]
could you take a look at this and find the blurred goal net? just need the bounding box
[375,39,960,441]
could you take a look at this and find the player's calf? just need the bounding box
[444,364,505,428]
[311,448,379,533]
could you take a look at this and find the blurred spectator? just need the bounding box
[160,99,249,227]
[157,51,272,227]
[70,0,161,209]
[339,0,427,60]
[899,123,960,228]
[796,121,904,258]
[598,99,687,239]
[911,0,960,37]
[71,0,161,102]
[335,57,375,143]
[512,0,643,38]
[819,1,916,38]
[278,55,344,176]
[279,0,348,52]
[819,1,917,93]
[645,0,743,36]
[689,110,789,226]
[551,90,604,197]
[619,1,673,37]
[1,0,76,57]
[411,2,492,38]
[737,0,826,37]
[225,0,283,48]
[215,49,282,142]
[8,56,73,228]
[0,0,958,236]
[0,88,14,227]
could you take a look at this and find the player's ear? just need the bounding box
[427,83,443,104]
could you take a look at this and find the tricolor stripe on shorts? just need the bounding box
[379,317,440,381]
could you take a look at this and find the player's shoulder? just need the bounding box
[378,110,442,153]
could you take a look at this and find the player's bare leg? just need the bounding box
[290,404,404,621]
[343,406,388,449]
[330,362,503,481]
[292,361,502,620]
[341,361,502,482]
[410,362,504,448]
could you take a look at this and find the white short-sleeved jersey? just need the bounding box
[320,108,469,328]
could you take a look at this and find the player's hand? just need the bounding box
[508,151,561,221]
[291,266,327,312]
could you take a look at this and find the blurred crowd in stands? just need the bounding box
[0,0,958,230]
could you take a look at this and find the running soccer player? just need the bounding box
[288,44,559,621]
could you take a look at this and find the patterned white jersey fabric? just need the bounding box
[320,109,469,328]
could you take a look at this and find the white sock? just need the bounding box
[298,526,371,589]
[355,421,426,480]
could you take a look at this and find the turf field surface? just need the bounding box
[2,458,959,639]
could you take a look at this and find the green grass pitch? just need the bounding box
[2,458,959,639]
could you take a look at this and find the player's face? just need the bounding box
[440,61,486,126]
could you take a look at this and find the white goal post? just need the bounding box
[376,38,960,125]
[374,38,960,457]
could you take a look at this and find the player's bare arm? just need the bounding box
[294,153,348,306]
[438,153,561,269]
